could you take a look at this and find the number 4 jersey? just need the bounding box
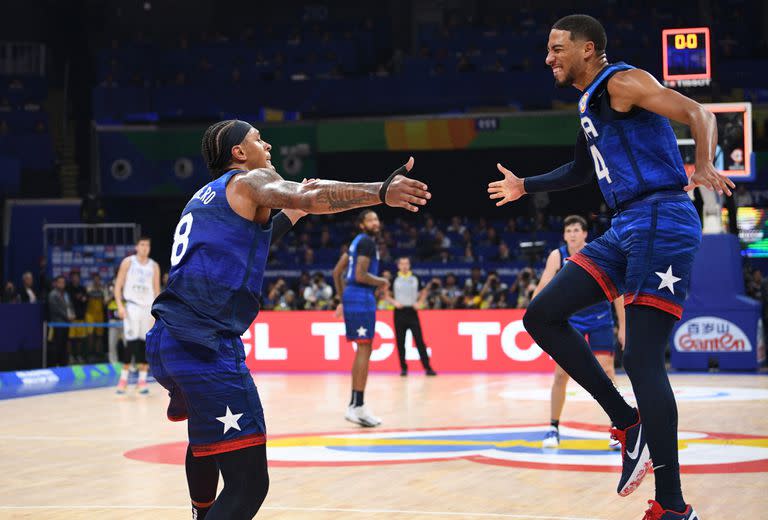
[152,170,272,352]
[578,62,688,209]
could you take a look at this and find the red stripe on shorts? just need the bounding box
[569,253,620,300]
[624,292,683,319]
[191,433,267,457]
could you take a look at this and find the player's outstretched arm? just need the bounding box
[489,133,593,207]
[235,157,430,214]
[607,69,734,196]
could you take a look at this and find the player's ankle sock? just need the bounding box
[118,369,129,385]
[192,502,213,519]
[654,464,686,512]
[138,370,148,384]
[550,419,559,429]
[350,390,364,407]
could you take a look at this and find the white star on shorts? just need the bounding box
[356,326,368,337]
[655,265,681,295]
[216,406,243,434]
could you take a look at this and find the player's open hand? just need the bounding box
[685,162,735,196]
[384,157,431,212]
[488,163,526,206]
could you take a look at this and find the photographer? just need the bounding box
[392,257,436,376]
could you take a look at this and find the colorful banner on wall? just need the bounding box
[242,310,553,373]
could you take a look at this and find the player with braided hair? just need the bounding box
[146,119,430,519]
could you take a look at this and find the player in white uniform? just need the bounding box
[114,236,160,394]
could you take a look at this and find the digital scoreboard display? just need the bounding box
[662,27,711,87]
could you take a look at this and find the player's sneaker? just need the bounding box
[642,500,699,520]
[115,380,128,395]
[345,404,382,427]
[137,381,149,394]
[609,432,621,451]
[542,426,560,449]
[610,410,652,497]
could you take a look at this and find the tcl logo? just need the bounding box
[674,316,752,353]
[237,310,553,373]
[457,321,542,361]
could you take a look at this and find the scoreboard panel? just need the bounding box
[662,27,711,87]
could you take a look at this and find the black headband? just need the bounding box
[215,120,253,170]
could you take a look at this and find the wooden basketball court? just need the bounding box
[1,372,766,519]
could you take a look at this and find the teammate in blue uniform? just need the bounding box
[533,215,625,450]
[332,210,387,427]
[488,15,732,520]
[147,119,430,519]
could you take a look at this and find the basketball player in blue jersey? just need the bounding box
[332,209,386,427]
[146,119,430,520]
[533,215,625,450]
[488,14,732,520]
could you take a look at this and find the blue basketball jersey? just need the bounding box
[152,170,272,351]
[344,233,379,293]
[578,62,688,209]
[559,245,613,332]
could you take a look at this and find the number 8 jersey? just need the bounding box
[578,62,689,209]
[152,170,272,352]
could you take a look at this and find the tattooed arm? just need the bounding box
[231,157,430,215]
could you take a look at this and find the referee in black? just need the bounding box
[393,257,436,376]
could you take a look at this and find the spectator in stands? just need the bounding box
[18,272,37,303]
[422,277,445,309]
[48,275,74,367]
[303,247,316,266]
[440,273,463,309]
[398,227,418,249]
[377,270,396,310]
[85,274,108,362]
[505,218,517,233]
[319,229,332,249]
[67,271,88,364]
[462,244,475,263]
[447,216,466,234]
[436,249,452,264]
[274,290,298,311]
[3,281,19,303]
[435,230,451,249]
[465,266,484,293]
[462,285,482,309]
[480,272,508,309]
[303,272,334,310]
[421,216,438,237]
[494,242,512,262]
[512,268,537,308]
[161,271,169,290]
[268,278,289,306]
[482,227,500,246]
[460,229,473,247]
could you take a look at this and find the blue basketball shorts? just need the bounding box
[576,325,616,355]
[570,193,701,319]
[343,288,376,342]
[145,320,266,457]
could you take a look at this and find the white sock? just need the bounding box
[138,370,148,384]
[118,369,129,384]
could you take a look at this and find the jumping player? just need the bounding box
[488,15,732,519]
[533,215,625,449]
[333,210,388,427]
[146,120,430,519]
[114,236,160,394]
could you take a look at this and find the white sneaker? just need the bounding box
[345,404,382,427]
[542,426,560,449]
